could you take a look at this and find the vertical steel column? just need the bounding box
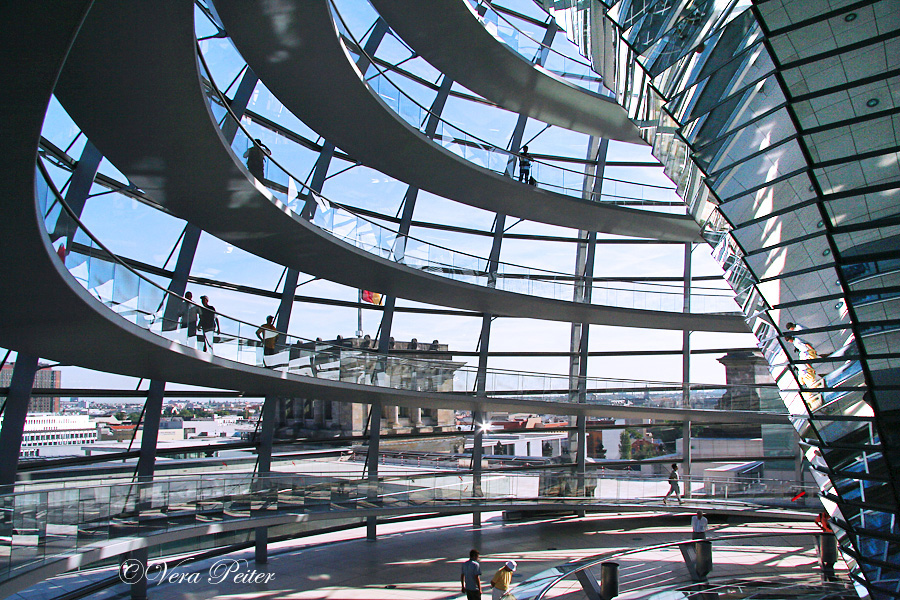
[161,226,202,330]
[130,379,165,600]
[221,67,259,142]
[682,243,693,497]
[470,45,537,522]
[473,211,507,530]
[300,143,336,220]
[365,403,382,540]
[573,230,596,506]
[569,136,607,509]
[51,140,102,246]
[254,388,277,562]
[0,354,39,490]
[135,380,166,481]
[257,133,335,559]
[366,74,454,539]
[134,68,261,590]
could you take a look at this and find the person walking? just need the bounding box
[692,510,708,539]
[663,463,683,505]
[243,138,271,181]
[180,291,200,343]
[460,549,483,600]
[490,560,516,600]
[198,295,220,353]
[517,145,532,183]
[256,315,278,366]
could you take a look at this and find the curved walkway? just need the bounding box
[3,1,767,423]
[49,0,743,332]
[7,157,775,423]
[369,0,642,142]
[4,31,770,428]
[0,471,815,597]
[213,0,700,241]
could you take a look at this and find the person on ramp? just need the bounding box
[663,463,683,505]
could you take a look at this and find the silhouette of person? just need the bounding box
[180,291,199,341]
[198,295,220,353]
[518,145,532,183]
[244,138,271,180]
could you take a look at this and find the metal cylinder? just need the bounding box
[820,533,838,565]
[600,561,619,599]
[695,541,713,578]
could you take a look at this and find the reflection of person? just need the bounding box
[243,138,271,180]
[786,334,819,385]
[198,295,220,353]
[256,315,278,365]
[816,510,832,532]
[518,145,532,183]
[461,549,483,600]
[490,561,516,600]
[663,463,683,505]
[692,510,708,539]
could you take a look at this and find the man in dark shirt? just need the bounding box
[461,549,482,600]
[518,145,532,183]
[244,138,271,180]
[199,295,220,353]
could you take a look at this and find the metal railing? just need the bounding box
[0,468,817,584]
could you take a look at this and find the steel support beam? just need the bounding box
[221,67,259,142]
[366,74,455,537]
[682,243,693,497]
[136,68,260,587]
[570,134,607,511]
[130,379,165,600]
[258,116,336,558]
[365,403,382,540]
[51,140,102,247]
[0,354,38,490]
[254,388,277,563]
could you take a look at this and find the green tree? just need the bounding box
[619,429,634,460]
[127,411,142,424]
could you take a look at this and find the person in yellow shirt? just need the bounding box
[490,561,516,599]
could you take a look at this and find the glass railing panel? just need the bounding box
[0,469,821,581]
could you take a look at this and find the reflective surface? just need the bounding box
[548,0,900,596]
[0,469,815,584]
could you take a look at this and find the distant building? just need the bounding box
[0,363,62,413]
[465,431,567,458]
[275,337,464,438]
[17,413,97,458]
